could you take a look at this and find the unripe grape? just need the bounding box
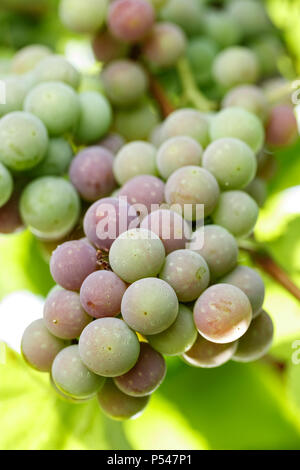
[30,137,73,177]
[113,141,157,186]
[213,47,259,89]
[266,105,298,148]
[183,335,237,368]
[222,85,269,122]
[98,133,125,155]
[157,136,203,180]
[119,175,165,218]
[92,30,128,63]
[0,163,13,208]
[162,109,210,148]
[114,102,159,141]
[245,178,267,208]
[108,0,155,43]
[59,0,108,34]
[12,44,52,74]
[0,76,27,117]
[34,55,80,89]
[75,92,112,144]
[143,22,186,68]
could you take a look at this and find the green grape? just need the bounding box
[109,228,166,283]
[160,0,203,36]
[113,141,157,186]
[59,0,108,34]
[147,304,197,356]
[30,137,73,177]
[210,107,265,153]
[250,35,284,78]
[114,102,159,141]
[213,47,259,89]
[0,76,27,117]
[183,334,237,368]
[0,162,13,208]
[98,379,149,420]
[157,136,203,180]
[202,137,257,190]
[143,22,186,68]
[204,10,242,48]
[33,55,81,89]
[12,44,52,74]
[20,177,80,240]
[79,318,140,377]
[233,311,274,362]
[187,37,218,86]
[75,91,112,144]
[0,111,48,171]
[121,277,179,335]
[228,0,272,38]
[222,85,269,122]
[245,178,267,208]
[162,108,210,148]
[24,81,80,137]
[212,190,259,238]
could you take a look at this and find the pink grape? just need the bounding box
[119,175,165,218]
[143,22,186,68]
[266,105,298,148]
[183,335,237,368]
[98,133,125,155]
[108,0,155,43]
[92,30,128,63]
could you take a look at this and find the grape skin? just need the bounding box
[59,0,108,34]
[114,342,166,397]
[52,345,105,399]
[113,141,157,186]
[187,37,218,86]
[108,0,155,43]
[213,46,259,89]
[228,0,271,38]
[69,146,116,202]
[222,85,269,122]
[50,240,98,291]
[119,175,165,218]
[233,311,274,363]
[245,178,267,208]
[79,317,140,377]
[162,108,210,148]
[30,137,73,177]
[204,10,242,49]
[21,319,67,372]
[75,92,112,145]
[92,30,128,63]
[266,105,298,148]
[0,76,27,117]
[113,102,159,141]
[11,44,52,74]
[80,270,127,319]
[0,191,24,234]
[98,133,126,155]
[183,335,237,368]
[160,0,203,36]
[194,284,252,344]
[98,379,150,421]
[33,55,80,89]
[159,249,210,302]
[143,22,186,68]
[0,163,13,208]
[157,136,203,180]
[121,277,178,335]
[147,304,197,356]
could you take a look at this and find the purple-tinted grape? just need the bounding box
[159,249,210,302]
[43,287,91,340]
[162,108,210,148]
[165,166,220,220]
[52,345,105,399]
[266,105,298,148]
[98,133,126,155]
[233,311,274,362]
[50,240,98,291]
[113,141,157,186]
[220,266,265,318]
[21,319,67,372]
[143,22,186,68]
[98,379,150,420]
[119,175,165,218]
[140,209,192,254]
[147,304,197,356]
[121,277,178,335]
[79,317,140,377]
[188,225,238,279]
[108,0,155,43]
[80,270,127,319]
[245,178,267,208]
[92,30,128,63]
[114,342,166,397]
[222,85,269,122]
[83,197,138,250]
[157,136,203,180]
[194,284,252,344]
[183,334,237,368]
[109,228,165,283]
[0,191,24,234]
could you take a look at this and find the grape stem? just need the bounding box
[148,74,176,117]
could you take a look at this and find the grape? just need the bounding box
[202,137,257,190]
[0,191,23,234]
[250,35,284,78]
[0,163,13,208]
[228,0,271,38]
[0,111,48,171]
[150,124,166,148]
[147,304,197,356]
[83,197,138,250]
[0,76,27,117]
[220,266,265,318]
[233,311,274,363]
[114,342,166,397]
[79,317,140,377]
[24,81,80,137]
[222,85,269,122]
[160,0,203,36]
[157,136,203,180]
[245,178,267,208]
[59,0,108,34]
[98,379,149,420]
[162,109,210,148]
[113,141,157,186]
[98,133,125,155]
[21,319,67,372]
[194,284,252,344]
[30,137,73,177]
[212,190,259,239]
[119,175,165,218]
[165,166,220,220]
[33,55,80,89]
[140,209,192,254]
[187,37,218,86]
[159,249,209,302]
[50,240,98,291]
[266,105,298,148]
[183,335,237,368]
[114,102,159,141]
[257,151,278,182]
[11,44,52,74]
[121,277,178,335]
[101,60,148,107]
[43,287,91,340]
[142,22,186,68]
[188,225,238,280]
[52,345,105,399]
[204,10,241,48]
[210,107,265,153]
[109,228,165,283]
[69,146,116,202]
[212,47,259,89]
[92,30,128,63]
[50,376,93,404]
[20,177,80,241]
[75,92,112,145]
[80,270,127,319]
[108,0,155,43]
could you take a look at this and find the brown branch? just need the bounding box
[148,74,175,118]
